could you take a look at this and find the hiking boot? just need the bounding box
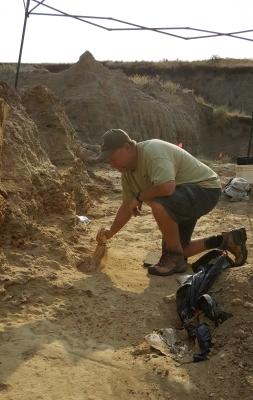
[162,238,167,255]
[221,227,247,266]
[148,251,188,276]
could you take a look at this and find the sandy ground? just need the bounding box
[0,164,253,400]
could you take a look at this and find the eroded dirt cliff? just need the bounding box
[1,53,251,159]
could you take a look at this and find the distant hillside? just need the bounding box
[0,55,252,159]
[2,57,253,114]
[102,59,253,115]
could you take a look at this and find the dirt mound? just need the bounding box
[0,52,212,153]
[0,81,107,278]
[0,82,93,235]
[21,85,77,167]
[1,52,251,158]
[0,52,250,159]
[20,84,97,214]
[52,51,208,150]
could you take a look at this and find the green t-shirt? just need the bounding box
[122,139,221,203]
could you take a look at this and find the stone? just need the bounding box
[245,375,253,386]
[244,302,253,309]
[235,329,246,339]
[231,298,243,306]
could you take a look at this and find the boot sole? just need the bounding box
[231,227,248,266]
[148,264,187,276]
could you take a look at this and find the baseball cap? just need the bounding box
[98,129,133,161]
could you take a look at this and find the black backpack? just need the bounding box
[176,250,233,362]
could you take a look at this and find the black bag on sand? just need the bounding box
[176,250,233,362]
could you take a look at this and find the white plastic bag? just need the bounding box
[222,177,251,201]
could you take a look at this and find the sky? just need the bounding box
[1,0,253,63]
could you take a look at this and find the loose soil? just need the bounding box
[0,164,252,400]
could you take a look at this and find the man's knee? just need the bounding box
[150,200,166,215]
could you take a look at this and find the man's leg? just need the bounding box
[183,238,206,258]
[149,201,187,275]
[151,201,183,254]
[162,217,223,258]
[159,219,247,267]
[152,184,221,257]
[181,229,247,266]
[161,218,200,257]
[178,217,238,260]
[149,185,247,273]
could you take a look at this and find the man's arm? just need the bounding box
[96,202,132,242]
[137,181,176,202]
[128,181,175,216]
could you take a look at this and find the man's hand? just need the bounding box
[96,228,113,244]
[129,198,142,217]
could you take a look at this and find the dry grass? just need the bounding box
[103,58,253,77]
[130,74,247,122]
[2,58,253,75]
[0,64,17,73]
[129,74,182,94]
[213,105,247,119]
[213,105,230,119]
[195,94,209,106]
